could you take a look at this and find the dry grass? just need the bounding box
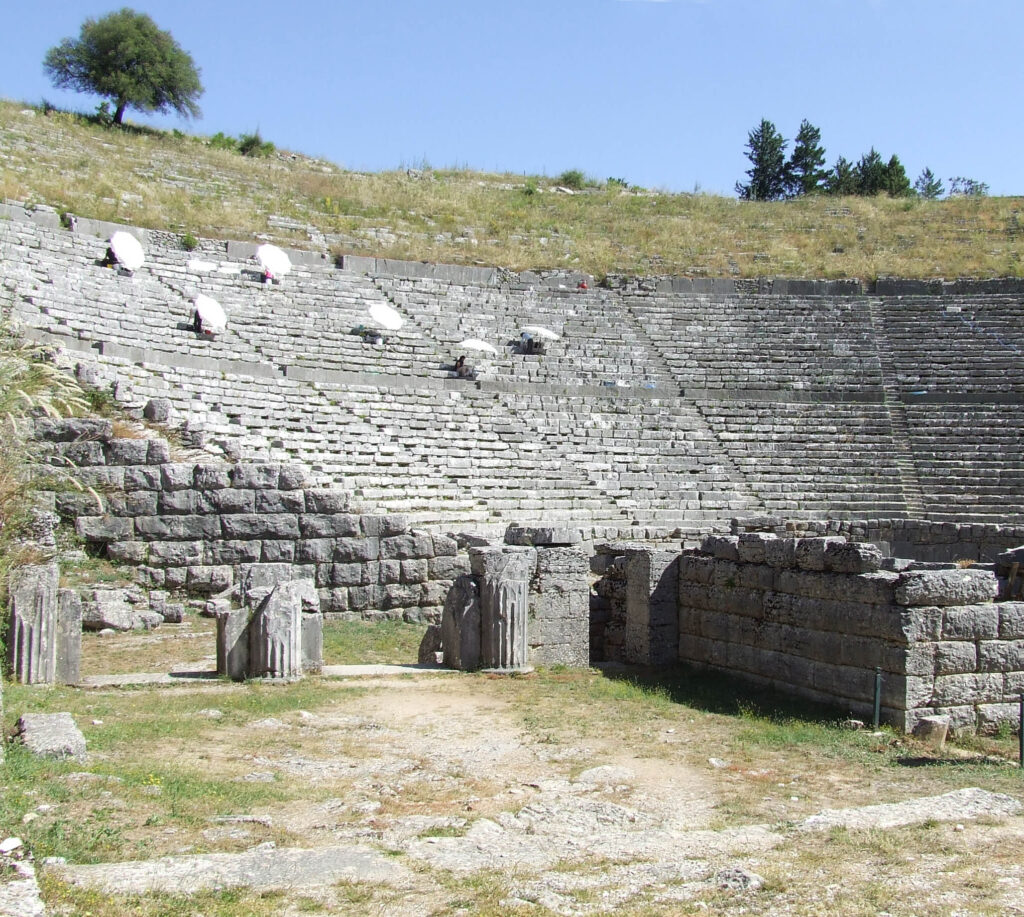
[3,98,1023,280]
[3,666,1022,916]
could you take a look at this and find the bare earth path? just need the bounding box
[29,670,1023,916]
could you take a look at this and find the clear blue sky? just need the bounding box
[3,1,1021,196]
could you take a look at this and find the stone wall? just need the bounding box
[36,418,467,621]
[733,517,1024,564]
[595,533,1024,733]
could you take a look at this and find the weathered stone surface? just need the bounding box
[50,842,412,895]
[216,608,250,680]
[441,575,481,670]
[895,569,998,607]
[143,397,174,423]
[795,537,847,571]
[701,535,739,561]
[418,623,443,664]
[14,713,86,760]
[57,588,82,685]
[474,546,535,671]
[505,525,581,547]
[530,547,589,667]
[7,563,60,684]
[301,608,323,674]
[241,563,296,607]
[913,714,951,749]
[248,581,308,678]
[81,588,143,632]
[624,549,678,666]
[824,541,883,574]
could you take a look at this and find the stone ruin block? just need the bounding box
[7,563,80,685]
[895,568,998,607]
[13,713,86,760]
[248,582,304,679]
[56,589,82,685]
[216,607,250,681]
[441,575,481,670]
[624,548,679,666]
[217,566,322,680]
[472,546,536,671]
[529,546,589,667]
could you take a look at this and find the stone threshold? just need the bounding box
[77,663,454,688]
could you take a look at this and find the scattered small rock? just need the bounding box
[715,865,764,891]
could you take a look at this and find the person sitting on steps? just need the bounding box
[454,355,475,379]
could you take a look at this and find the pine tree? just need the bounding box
[825,156,858,196]
[883,155,912,197]
[735,119,789,201]
[855,148,887,195]
[787,120,828,196]
[914,168,944,199]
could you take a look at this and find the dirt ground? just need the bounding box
[12,623,1024,916]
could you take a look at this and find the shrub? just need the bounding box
[208,131,237,152]
[557,169,586,191]
[181,232,198,251]
[238,130,274,158]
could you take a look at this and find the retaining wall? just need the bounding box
[36,418,467,622]
[595,533,1024,733]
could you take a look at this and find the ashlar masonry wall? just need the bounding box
[597,533,1024,733]
[680,534,1023,732]
[36,418,467,621]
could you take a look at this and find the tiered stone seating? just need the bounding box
[695,401,910,519]
[378,278,676,389]
[876,296,1024,394]
[626,292,885,393]
[4,213,1023,533]
[904,404,1024,520]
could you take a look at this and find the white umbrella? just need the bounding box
[193,294,227,334]
[256,244,292,278]
[109,231,145,271]
[457,338,498,355]
[368,301,404,331]
[521,325,560,341]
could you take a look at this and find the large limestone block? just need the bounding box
[624,548,679,665]
[823,541,883,574]
[56,588,82,685]
[895,569,998,607]
[216,608,250,681]
[441,575,481,670]
[248,581,311,678]
[472,546,535,671]
[7,563,60,684]
[241,563,296,607]
[14,713,86,760]
[795,537,847,571]
[530,547,589,667]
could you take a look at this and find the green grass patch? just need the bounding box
[321,618,426,665]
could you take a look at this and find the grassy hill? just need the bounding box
[3,98,1023,281]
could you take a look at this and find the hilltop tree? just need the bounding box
[736,118,789,201]
[43,8,203,125]
[914,168,944,199]
[855,148,887,195]
[787,119,828,196]
[825,156,858,195]
[883,155,912,197]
